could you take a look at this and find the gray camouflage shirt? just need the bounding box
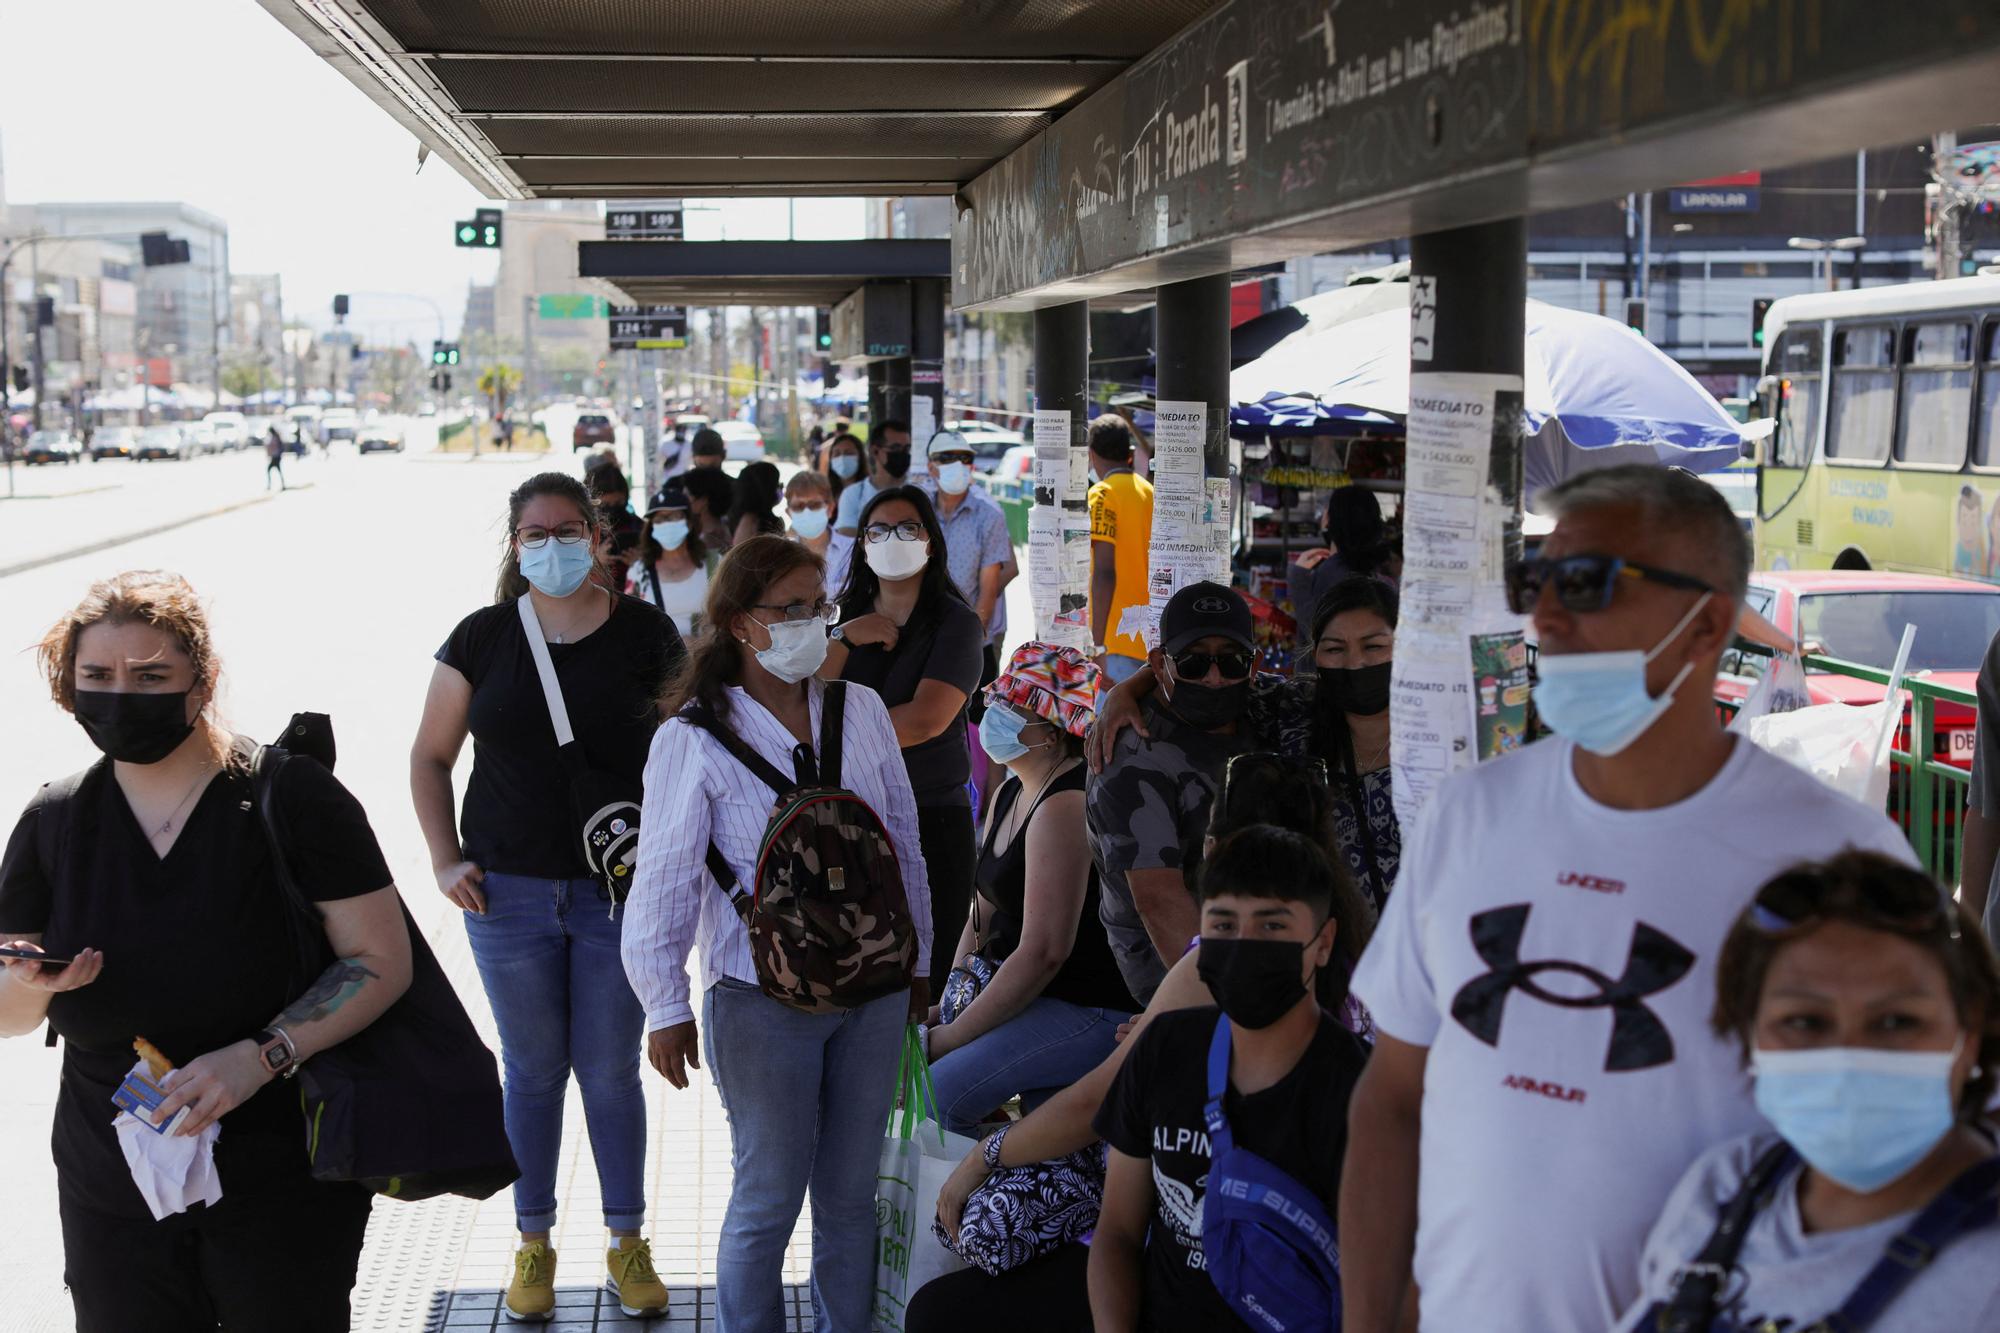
[1085,696,1267,1005]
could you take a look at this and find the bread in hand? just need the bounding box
[132,1036,174,1081]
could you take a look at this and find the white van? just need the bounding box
[201,411,248,451]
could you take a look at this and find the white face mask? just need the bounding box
[750,616,829,684]
[935,461,972,495]
[865,536,930,581]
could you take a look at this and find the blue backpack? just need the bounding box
[1200,1016,1342,1333]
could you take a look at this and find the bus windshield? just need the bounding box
[1798,591,2000,673]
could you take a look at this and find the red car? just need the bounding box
[1715,570,2000,770]
[571,412,617,451]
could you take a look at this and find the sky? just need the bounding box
[0,0,864,348]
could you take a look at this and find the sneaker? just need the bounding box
[606,1237,669,1318]
[504,1241,556,1323]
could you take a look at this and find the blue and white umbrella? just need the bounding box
[1231,298,1760,491]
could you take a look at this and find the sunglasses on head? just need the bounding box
[1746,869,1959,940]
[1220,752,1330,806]
[1170,648,1253,681]
[1504,553,1713,615]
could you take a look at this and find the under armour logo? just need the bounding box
[1450,904,1695,1072]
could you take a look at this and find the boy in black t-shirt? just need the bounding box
[1089,825,1370,1332]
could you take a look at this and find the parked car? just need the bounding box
[135,425,189,461]
[201,411,248,451]
[714,420,765,464]
[357,426,404,455]
[24,429,81,464]
[186,424,222,456]
[572,411,617,451]
[90,426,140,460]
[1715,570,2000,770]
[949,418,1027,472]
[984,443,1035,494]
[320,408,360,444]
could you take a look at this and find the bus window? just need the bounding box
[1896,321,1973,466]
[1769,328,1821,467]
[1826,325,1896,464]
[1976,322,2000,468]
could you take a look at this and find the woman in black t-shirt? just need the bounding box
[0,570,411,1333]
[410,470,685,1323]
[927,643,1138,1135]
[820,485,985,990]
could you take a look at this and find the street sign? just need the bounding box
[455,216,502,248]
[605,205,685,240]
[539,294,610,320]
[609,304,688,350]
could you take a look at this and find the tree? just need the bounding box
[478,362,523,418]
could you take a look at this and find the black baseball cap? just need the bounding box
[646,477,688,515]
[1159,581,1254,656]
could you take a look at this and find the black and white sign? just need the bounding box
[605,206,685,240]
[609,304,688,350]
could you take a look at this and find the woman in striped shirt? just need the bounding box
[622,535,933,1333]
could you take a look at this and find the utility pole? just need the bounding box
[1934,131,1963,281]
[521,293,536,411]
[31,239,44,430]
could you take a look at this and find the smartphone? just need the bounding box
[0,945,74,969]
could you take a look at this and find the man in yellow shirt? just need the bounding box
[1088,414,1155,686]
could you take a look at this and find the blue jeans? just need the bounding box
[928,997,1129,1136]
[463,872,647,1233]
[703,978,909,1333]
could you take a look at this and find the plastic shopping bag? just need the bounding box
[1742,625,1914,812]
[872,1026,975,1332]
[1728,652,1812,732]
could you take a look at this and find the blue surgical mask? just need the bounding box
[790,506,829,540]
[936,461,972,495]
[978,704,1044,764]
[652,519,689,551]
[1530,593,1711,756]
[517,537,594,598]
[831,455,860,479]
[1753,1041,1962,1193]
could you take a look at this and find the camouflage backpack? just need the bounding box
[684,680,917,1013]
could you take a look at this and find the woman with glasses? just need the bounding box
[626,476,710,637]
[926,644,1139,1136]
[823,486,986,982]
[410,471,685,1322]
[623,534,933,1333]
[1091,577,1404,909]
[1616,851,2000,1333]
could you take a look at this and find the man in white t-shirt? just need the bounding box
[1339,465,1915,1333]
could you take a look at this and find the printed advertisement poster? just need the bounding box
[1470,630,1531,761]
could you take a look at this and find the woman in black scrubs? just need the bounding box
[821,485,986,985]
[0,570,412,1333]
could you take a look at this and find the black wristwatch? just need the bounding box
[255,1027,298,1079]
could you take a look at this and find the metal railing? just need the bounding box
[1724,645,1976,883]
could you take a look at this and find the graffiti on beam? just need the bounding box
[953,0,1527,307]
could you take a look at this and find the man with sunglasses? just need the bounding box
[1340,465,1913,1333]
[1086,581,1271,1007]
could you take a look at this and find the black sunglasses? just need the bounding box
[1170,648,1254,681]
[1504,554,1713,615]
[1747,869,1959,940]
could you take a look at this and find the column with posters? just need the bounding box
[1390,373,1529,830]
[1029,408,1092,649]
[1133,400,1232,648]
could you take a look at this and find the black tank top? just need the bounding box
[974,764,1138,1013]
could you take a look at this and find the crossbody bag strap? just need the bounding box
[678,703,797,910]
[1202,1013,1235,1158]
[1818,1155,2000,1333]
[515,595,574,748]
[1651,1140,1800,1333]
[646,561,664,612]
[251,746,331,988]
[819,680,846,790]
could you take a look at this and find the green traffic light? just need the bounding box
[482,226,499,247]
[457,224,477,244]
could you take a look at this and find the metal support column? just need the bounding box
[883,357,912,430]
[1031,300,1090,647]
[1154,273,1232,480]
[910,277,946,447]
[867,361,889,433]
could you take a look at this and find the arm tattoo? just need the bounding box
[276,958,380,1028]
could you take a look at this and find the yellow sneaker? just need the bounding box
[504,1241,555,1323]
[606,1237,669,1318]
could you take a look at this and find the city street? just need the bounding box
[0,449,809,1332]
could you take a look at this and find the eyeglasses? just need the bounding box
[864,521,926,544]
[1170,648,1254,681]
[516,521,591,548]
[1504,553,1713,615]
[931,453,975,466]
[1221,753,1330,806]
[1747,867,1958,940]
[753,597,830,624]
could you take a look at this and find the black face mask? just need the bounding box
[1165,677,1249,731]
[1319,660,1391,716]
[73,690,196,765]
[1197,937,1310,1030]
[883,448,912,478]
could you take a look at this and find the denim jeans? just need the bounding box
[928,997,1130,1136]
[703,978,909,1333]
[463,872,647,1233]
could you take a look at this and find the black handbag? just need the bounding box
[253,735,518,1202]
[517,595,643,912]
